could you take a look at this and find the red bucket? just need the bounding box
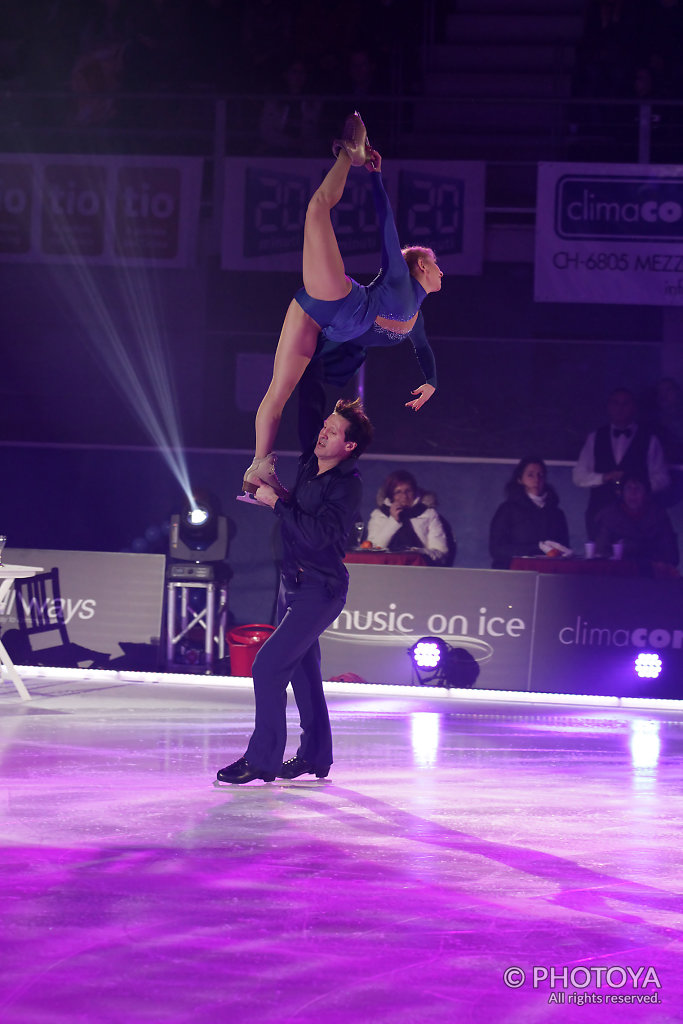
[227,624,275,676]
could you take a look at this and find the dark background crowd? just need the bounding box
[3,2,683,104]
[0,0,419,99]
[2,1,683,157]
[574,0,683,103]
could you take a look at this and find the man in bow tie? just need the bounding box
[573,387,670,539]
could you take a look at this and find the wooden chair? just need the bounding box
[11,567,109,669]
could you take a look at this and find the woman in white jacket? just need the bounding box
[366,471,452,565]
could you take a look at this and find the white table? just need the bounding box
[0,564,44,701]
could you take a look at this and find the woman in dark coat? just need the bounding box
[489,456,570,569]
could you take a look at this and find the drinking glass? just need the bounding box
[0,535,6,566]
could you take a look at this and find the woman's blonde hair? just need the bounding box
[401,246,436,275]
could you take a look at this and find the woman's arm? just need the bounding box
[407,312,437,386]
[405,310,437,411]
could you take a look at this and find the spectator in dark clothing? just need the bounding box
[489,456,570,569]
[594,473,679,567]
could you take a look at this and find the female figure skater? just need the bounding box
[240,112,443,504]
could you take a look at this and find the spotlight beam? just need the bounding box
[43,172,196,506]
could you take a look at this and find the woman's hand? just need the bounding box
[405,383,436,411]
[365,147,381,172]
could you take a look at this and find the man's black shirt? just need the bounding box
[274,449,362,597]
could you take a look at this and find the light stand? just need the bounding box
[165,491,229,673]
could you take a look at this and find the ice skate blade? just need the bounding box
[236,492,271,509]
[213,779,276,789]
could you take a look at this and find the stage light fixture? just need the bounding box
[169,489,228,576]
[408,637,480,689]
[634,652,663,680]
[412,638,449,671]
[187,505,209,528]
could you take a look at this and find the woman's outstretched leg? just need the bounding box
[240,300,320,499]
[241,114,372,502]
[301,151,355,301]
[302,112,373,298]
[254,300,320,457]
[246,151,356,488]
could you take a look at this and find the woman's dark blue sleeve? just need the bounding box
[409,311,437,388]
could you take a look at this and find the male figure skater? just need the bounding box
[217,397,373,784]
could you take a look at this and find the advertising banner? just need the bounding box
[0,549,165,664]
[222,157,485,275]
[534,161,683,305]
[0,154,202,266]
[320,565,537,689]
[528,574,683,695]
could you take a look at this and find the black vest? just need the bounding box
[587,424,651,525]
